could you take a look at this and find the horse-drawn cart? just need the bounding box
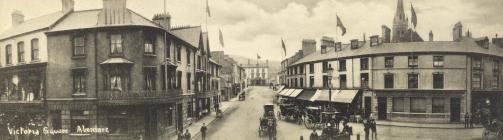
[259,104,277,140]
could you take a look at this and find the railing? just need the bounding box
[0,92,43,103]
[97,90,182,100]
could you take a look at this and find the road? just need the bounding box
[199,86,489,140]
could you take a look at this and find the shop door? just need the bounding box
[450,98,461,122]
[177,104,183,132]
[144,108,158,140]
[364,97,372,118]
[377,97,387,120]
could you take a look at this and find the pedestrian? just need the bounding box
[370,119,377,138]
[184,129,191,140]
[177,130,184,140]
[335,116,341,130]
[309,129,319,140]
[363,119,370,140]
[201,123,208,140]
[464,112,469,128]
[469,113,474,128]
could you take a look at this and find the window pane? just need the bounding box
[432,98,445,113]
[408,74,418,88]
[410,97,426,113]
[18,42,24,62]
[433,74,444,89]
[385,74,394,88]
[392,97,404,112]
[111,34,122,54]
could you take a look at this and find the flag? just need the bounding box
[411,4,417,28]
[336,15,346,36]
[206,0,211,17]
[219,29,224,47]
[257,54,261,59]
[281,38,286,57]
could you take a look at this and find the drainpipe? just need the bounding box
[94,29,99,140]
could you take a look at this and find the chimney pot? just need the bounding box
[11,10,24,26]
[62,0,75,12]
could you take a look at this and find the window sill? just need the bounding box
[72,55,86,59]
[144,53,157,57]
[31,60,41,63]
[72,93,87,97]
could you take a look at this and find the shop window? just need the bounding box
[108,110,128,134]
[410,97,426,113]
[177,71,182,89]
[187,72,192,90]
[392,97,405,112]
[432,98,445,113]
[70,110,90,133]
[300,77,304,88]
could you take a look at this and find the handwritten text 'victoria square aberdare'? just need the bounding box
[7,125,110,136]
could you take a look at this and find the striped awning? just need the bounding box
[333,90,359,103]
[278,89,292,96]
[288,89,303,98]
[310,89,340,102]
[296,89,316,101]
[283,89,297,97]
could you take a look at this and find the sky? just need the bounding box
[1,0,502,61]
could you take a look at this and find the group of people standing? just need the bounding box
[308,118,353,140]
[464,112,475,128]
[363,118,377,140]
[177,123,208,140]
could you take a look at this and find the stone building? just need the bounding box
[244,60,269,86]
[0,0,219,139]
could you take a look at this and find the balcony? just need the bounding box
[97,90,182,105]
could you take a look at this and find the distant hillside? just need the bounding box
[227,54,281,77]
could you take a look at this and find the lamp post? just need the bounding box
[326,67,334,111]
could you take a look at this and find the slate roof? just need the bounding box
[48,9,159,32]
[291,37,503,66]
[171,26,202,49]
[0,11,68,40]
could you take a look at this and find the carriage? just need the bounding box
[480,101,503,140]
[303,106,342,129]
[259,104,277,139]
[277,103,303,123]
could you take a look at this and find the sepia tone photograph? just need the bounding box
[0,0,502,139]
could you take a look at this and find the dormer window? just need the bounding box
[321,46,327,54]
[350,39,359,49]
[370,35,379,47]
[335,42,341,51]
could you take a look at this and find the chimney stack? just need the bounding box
[98,0,131,25]
[363,33,366,42]
[429,30,434,41]
[381,25,391,43]
[153,13,171,31]
[11,10,24,26]
[61,0,75,13]
[453,22,463,41]
[302,39,316,56]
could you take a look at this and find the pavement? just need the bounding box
[181,86,488,140]
[376,120,482,129]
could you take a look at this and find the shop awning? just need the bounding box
[275,86,285,94]
[284,89,297,97]
[288,89,303,98]
[296,89,316,101]
[310,89,340,102]
[278,89,292,96]
[333,90,359,103]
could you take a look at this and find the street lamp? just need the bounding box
[326,67,334,111]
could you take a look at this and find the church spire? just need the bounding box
[392,0,409,42]
[393,0,406,24]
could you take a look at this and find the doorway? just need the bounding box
[450,98,461,122]
[176,104,183,132]
[377,97,387,120]
[364,97,372,118]
[144,108,158,140]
